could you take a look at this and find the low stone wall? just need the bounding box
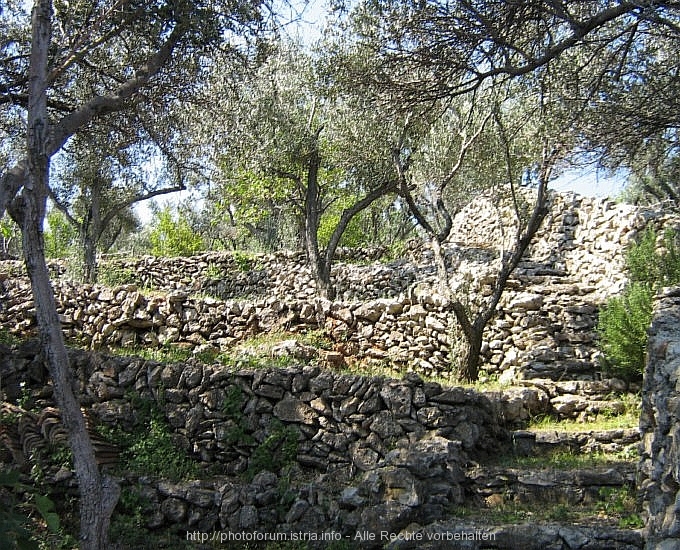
[0,343,644,549]
[639,288,680,550]
[1,344,507,543]
[0,274,613,381]
[90,246,414,302]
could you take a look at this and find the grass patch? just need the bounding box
[114,343,194,363]
[528,414,639,432]
[213,330,330,371]
[450,485,642,528]
[528,393,640,432]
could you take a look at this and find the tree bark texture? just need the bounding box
[303,134,335,299]
[81,183,102,284]
[18,2,120,548]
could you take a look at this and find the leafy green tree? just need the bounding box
[213,41,405,298]
[329,0,680,381]
[49,131,181,282]
[336,1,678,103]
[579,18,680,207]
[0,216,21,259]
[43,209,78,259]
[148,205,205,257]
[0,1,268,548]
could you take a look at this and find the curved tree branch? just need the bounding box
[0,23,188,220]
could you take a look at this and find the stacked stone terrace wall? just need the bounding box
[447,191,671,299]
[1,343,505,541]
[639,288,680,550]
[0,343,644,548]
[1,191,678,381]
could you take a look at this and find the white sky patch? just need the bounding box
[551,167,627,199]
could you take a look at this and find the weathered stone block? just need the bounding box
[273,397,317,425]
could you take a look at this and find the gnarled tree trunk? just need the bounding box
[9,2,120,548]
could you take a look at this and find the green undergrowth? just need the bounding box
[451,485,643,529]
[0,327,21,347]
[527,394,641,433]
[115,343,195,363]
[528,414,639,433]
[598,227,680,381]
[216,385,301,481]
[0,467,78,550]
[97,391,199,481]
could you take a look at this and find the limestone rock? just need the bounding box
[273,397,317,425]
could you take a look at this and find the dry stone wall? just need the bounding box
[0,272,627,383]
[1,191,678,382]
[1,343,506,542]
[0,343,644,549]
[639,288,680,550]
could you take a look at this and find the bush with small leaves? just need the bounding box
[598,227,680,379]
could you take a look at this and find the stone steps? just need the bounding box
[398,423,644,550]
[465,463,636,507]
[380,450,643,549]
[510,427,640,457]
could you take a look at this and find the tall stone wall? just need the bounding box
[639,288,680,550]
[1,191,678,381]
[446,191,669,301]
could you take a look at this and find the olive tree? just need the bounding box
[49,131,184,282]
[213,42,407,298]
[330,0,628,380]
[0,1,267,547]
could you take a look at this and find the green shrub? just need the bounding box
[0,328,19,346]
[627,227,680,285]
[205,262,224,280]
[598,282,653,380]
[123,412,197,481]
[598,227,680,379]
[98,264,137,287]
[0,468,64,550]
[233,250,255,272]
[100,393,198,481]
[43,210,78,259]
